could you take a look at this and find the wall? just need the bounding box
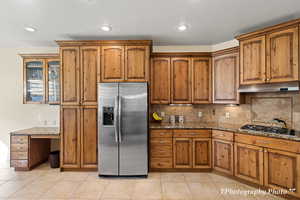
[0,47,59,164]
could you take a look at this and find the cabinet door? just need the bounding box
[213,52,240,104]
[23,59,46,104]
[81,106,98,169]
[264,148,300,197]
[234,143,264,185]
[213,139,233,175]
[171,57,192,104]
[193,138,211,168]
[266,26,299,83]
[60,47,80,105]
[125,46,149,82]
[101,46,124,82]
[240,36,266,85]
[46,59,60,104]
[150,57,171,104]
[61,106,81,168]
[173,137,192,168]
[192,57,211,104]
[80,47,100,105]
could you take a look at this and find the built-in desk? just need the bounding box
[10,127,59,171]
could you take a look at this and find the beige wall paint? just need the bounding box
[0,47,59,162]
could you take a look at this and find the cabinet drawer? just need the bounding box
[150,138,172,145]
[11,143,28,152]
[11,136,28,144]
[11,151,28,160]
[150,130,173,138]
[212,130,234,141]
[173,129,211,138]
[11,160,28,168]
[151,145,172,158]
[235,133,300,153]
[150,157,173,168]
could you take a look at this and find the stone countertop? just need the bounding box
[150,122,300,141]
[10,127,60,136]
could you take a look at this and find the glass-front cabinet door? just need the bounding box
[46,60,60,104]
[24,59,45,103]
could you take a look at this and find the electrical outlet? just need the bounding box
[161,112,165,117]
[225,112,230,119]
[198,112,203,118]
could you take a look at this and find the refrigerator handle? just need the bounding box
[114,96,119,143]
[118,96,122,143]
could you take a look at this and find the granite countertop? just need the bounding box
[150,122,300,141]
[10,127,60,136]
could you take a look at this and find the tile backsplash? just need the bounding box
[150,92,300,129]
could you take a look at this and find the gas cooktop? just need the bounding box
[240,124,295,136]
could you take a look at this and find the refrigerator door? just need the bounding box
[98,83,119,176]
[119,83,148,176]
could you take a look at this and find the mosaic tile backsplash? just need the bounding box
[150,92,300,130]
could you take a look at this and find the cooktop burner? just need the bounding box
[240,124,295,135]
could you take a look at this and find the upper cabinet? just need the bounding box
[213,48,242,104]
[237,21,300,85]
[21,54,60,104]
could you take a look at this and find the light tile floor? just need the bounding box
[0,163,287,200]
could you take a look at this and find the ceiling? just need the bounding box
[1,0,300,47]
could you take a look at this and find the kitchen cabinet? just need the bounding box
[60,106,81,168]
[173,137,193,168]
[192,57,212,104]
[171,57,192,104]
[192,138,211,168]
[234,142,264,185]
[266,26,299,83]
[150,57,171,104]
[80,46,100,106]
[60,47,80,105]
[213,48,241,104]
[21,54,60,104]
[239,36,266,85]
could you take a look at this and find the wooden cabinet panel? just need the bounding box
[264,148,300,196]
[266,26,299,83]
[173,129,211,138]
[150,57,171,104]
[150,129,173,138]
[240,36,266,85]
[212,130,234,142]
[193,138,211,168]
[213,139,233,175]
[173,138,193,168]
[151,145,173,158]
[192,57,211,104]
[150,157,173,169]
[61,106,81,168]
[101,46,124,82]
[213,51,240,104]
[60,47,80,105]
[81,106,98,169]
[125,46,149,81]
[80,47,100,106]
[171,58,192,104]
[234,143,264,185]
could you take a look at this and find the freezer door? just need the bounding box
[119,83,148,176]
[98,83,119,176]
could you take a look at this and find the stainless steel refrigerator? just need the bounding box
[98,82,148,177]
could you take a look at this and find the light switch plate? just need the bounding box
[225,112,230,119]
[198,112,202,118]
[161,112,165,117]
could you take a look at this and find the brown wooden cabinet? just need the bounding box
[192,138,211,168]
[234,142,264,185]
[171,57,192,104]
[213,139,234,175]
[60,47,80,105]
[173,137,193,168]
[266,26,299,83]
[150,57,171,104]
[192,57,211,104]
[213,48,241,104]
[80,46,100,106]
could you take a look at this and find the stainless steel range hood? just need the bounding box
[238,82,300,93]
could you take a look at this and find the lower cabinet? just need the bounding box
[212,139,234,175]
[234,142,264,185]
[192,138,211,168]
[173,137,193,168]
[61,106,98,170]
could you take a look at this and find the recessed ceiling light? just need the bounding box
[101,25,112,32]
[24,27,36,32]
[177,24,188,32]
